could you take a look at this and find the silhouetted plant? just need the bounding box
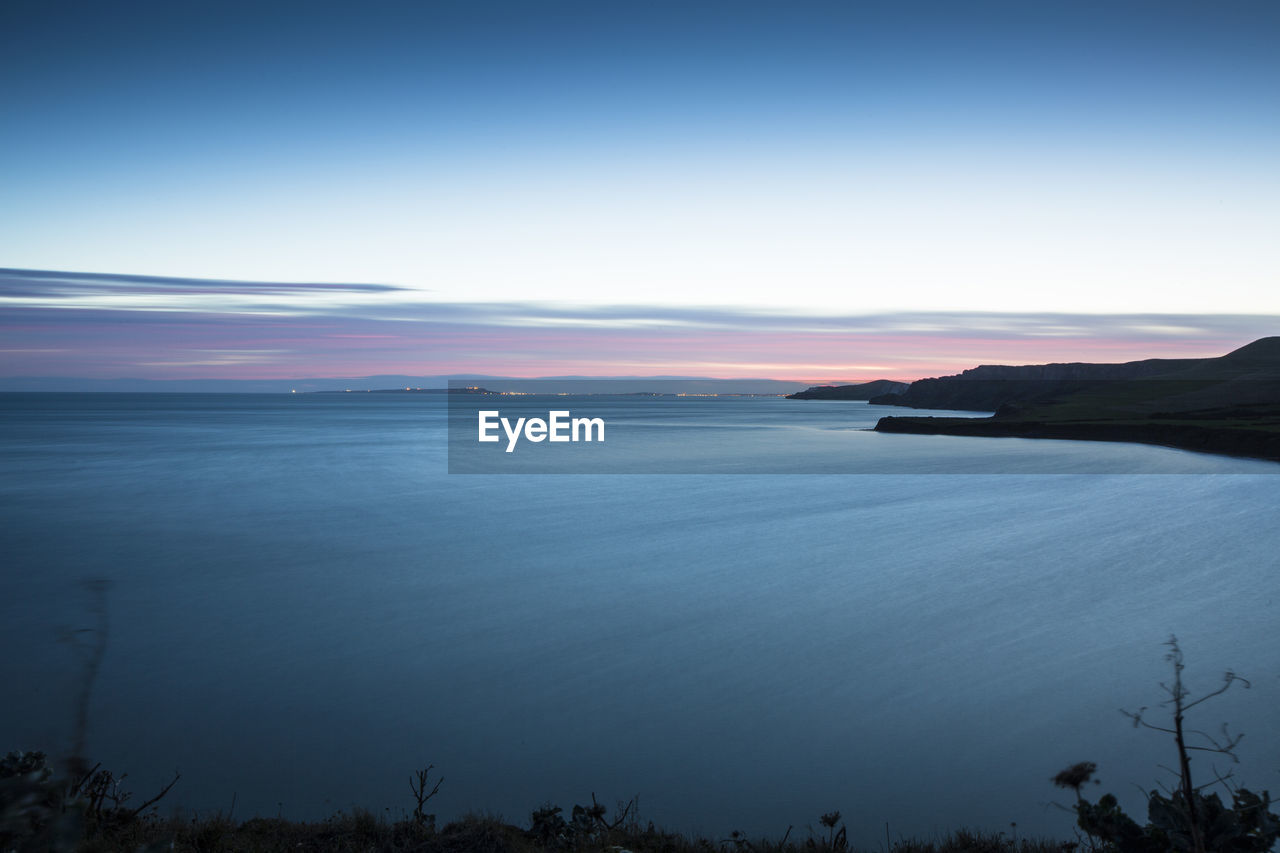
[0,578,113,852]
[529,793,639,849]
[68,761,181,831]
[586,791,637,832]
[409,762,443,828]
[818,810,848,852]
[1056,637,1278,853]
[1053,763,1099,803]
[569,800,603,836]
[530,803,567,847]
[1,581,180,851]
[0,749,68,850]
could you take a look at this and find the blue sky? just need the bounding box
[2,1,1278,378]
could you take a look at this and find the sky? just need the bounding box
[2,0,1278,381]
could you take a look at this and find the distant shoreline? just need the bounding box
[873,414,1280,463]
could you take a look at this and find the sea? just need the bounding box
[2,392,1277,848]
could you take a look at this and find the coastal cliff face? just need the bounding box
[787,379,908,400]
[869,338,1280,413]
[868,358,1209,412]
[931,358,1200,381]
[868,377,1073,413]
[870,337,1280,462]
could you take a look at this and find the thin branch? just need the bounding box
[1120,707,1177,734]
[126,771,181,818]
[68,761,102,798]
[1191,767,1235,795]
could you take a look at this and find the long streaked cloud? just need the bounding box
[0,268,411,316]
[394,301,1275,344]
[1,268,1276,382]
[2,267,1273,340]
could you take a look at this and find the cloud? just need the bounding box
[2,268,1276,381]
[0,268,411,316]
[403,302,1279,343]
[3,268,1275,346]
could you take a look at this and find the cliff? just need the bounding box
[787,379,908,400]
[871,337,1280,462]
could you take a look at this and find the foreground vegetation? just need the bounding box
[0,754,1069,853]
[4,632,1275,852]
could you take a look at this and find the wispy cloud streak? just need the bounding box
[0,268,410,316]
[1,269,1275,381]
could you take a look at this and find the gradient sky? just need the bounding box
[2,1,1278,380]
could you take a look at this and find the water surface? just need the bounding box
[2,393,1276,847]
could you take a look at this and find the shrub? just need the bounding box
[1055,637,1279,853]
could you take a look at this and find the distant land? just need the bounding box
[0,376,811,395]
[314,386,498,394]
[786,379,909,400]
[311,386,786,396]
[872,337,1280,462]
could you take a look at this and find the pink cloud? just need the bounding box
[3,269,1273,382]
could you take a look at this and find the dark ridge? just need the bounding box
[870,337,1280,463]
[786,379,909,400]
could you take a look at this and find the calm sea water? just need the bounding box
[2,393,1277,847]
